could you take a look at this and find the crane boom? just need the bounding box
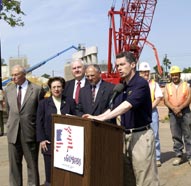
[2,45,79,86]
[26,45,78,73]
[145,40,162,75]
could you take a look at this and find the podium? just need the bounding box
[51,114,124,186]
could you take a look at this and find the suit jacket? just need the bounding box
[63,78,89,100]
[36,95,76,145]
[4,81,44,144]
[77,80,115,116]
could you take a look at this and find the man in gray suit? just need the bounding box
[4,65,44,186]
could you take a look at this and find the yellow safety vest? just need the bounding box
[149,79,156,103]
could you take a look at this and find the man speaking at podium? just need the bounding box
[83,51,159,186]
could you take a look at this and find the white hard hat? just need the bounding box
[139,62,151,71]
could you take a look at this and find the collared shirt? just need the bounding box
[52,96,61,114]
[17,80,28,106]
[114,72,152,129]
[73,76,86,99]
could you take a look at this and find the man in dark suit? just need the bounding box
[77,64,115,116]
[4,64,44,186]
[63,59,89,103]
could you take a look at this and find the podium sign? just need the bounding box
[51,115,124,186]
[54,123,84,175]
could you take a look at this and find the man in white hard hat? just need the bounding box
[139,62,163,167]
[164,66,191,166]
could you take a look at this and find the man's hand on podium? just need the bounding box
[82,114,104,121]
[82,114,94,119]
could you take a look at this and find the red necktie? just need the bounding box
[75,81,81,104]
[17,86,22,110]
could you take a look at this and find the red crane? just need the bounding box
[102,0,162,84]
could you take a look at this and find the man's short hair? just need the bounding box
[86,64,101,73]
[12,64,27,74]
[70,59,84,66]
[116,51,137,64]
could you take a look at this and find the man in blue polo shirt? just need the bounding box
[83,51,159,186]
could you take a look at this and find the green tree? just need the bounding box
[42,73,50,79]
[182,67,191,73]
[0,0,25,27]
[153,65,164,76]
[0,0,25,89]
[163,54,171,77]
[1,58,5,64]
[153,65,164,81]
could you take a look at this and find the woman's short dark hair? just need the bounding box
[47,77,65,89]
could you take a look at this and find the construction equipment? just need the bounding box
[2,45,79,86]
[145,40,162,75]
[102,0,162,83]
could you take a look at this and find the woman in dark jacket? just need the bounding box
[36,77,76,186]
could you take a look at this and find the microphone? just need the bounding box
[109,83,124,110]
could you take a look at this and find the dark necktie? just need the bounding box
[75,81,81,104]
[17,86,22,110]
[91,85,96,103]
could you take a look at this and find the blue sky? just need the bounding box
[0,0,191,76]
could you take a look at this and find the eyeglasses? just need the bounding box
[11,72,23,77]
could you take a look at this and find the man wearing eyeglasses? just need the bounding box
[4,64,44,186]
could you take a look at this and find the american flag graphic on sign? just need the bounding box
[54,123,84,174]
[55,129,64,152]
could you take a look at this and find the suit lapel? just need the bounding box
[88,88,93,106]
[82,86,93,113]
[70,80,75,95]
[92,82,105,113]
[11,85,19,111]
[68,80,75,99]
[85,86,93,105]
